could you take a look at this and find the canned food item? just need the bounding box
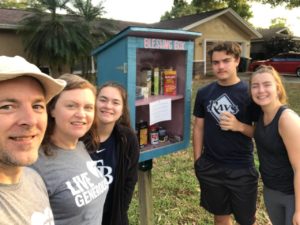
[136,120,148,148]
[149,126,159,145]
[158,127,168,142]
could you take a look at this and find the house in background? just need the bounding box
[149,8,261,75]
[0,7,261,76]
[0,8,30,58]
[250,27,300,60]
[0,8,69,74]
[0,8,144,75]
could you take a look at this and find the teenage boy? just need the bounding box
[193,42,259,225]
[0,55,66,224]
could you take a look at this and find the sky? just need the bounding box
[101,0,300,36]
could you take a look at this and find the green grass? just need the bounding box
[128,76,300,225]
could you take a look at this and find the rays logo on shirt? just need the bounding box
[207,93,239,122]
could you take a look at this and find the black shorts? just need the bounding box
[194,157,258,225]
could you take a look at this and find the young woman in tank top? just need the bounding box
[250,65,300,225]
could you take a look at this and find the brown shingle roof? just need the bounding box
[0,7,146,33]
[91,18,147,36]
[149,8,226,29]
[256,27,292,40]
[147,8,261,39]
[0,8,31,26]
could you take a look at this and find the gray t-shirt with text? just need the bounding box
[32,141,108,225]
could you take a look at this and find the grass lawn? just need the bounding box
[128,75,300,225]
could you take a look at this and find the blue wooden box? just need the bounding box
[92,26,201,162]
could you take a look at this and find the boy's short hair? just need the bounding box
[208,41,241,62]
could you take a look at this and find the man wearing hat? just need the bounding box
[0,56,66,224]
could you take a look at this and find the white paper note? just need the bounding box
[149,99,172,125]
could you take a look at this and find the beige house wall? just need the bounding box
[0,30,26,57]
[0,29,71,77]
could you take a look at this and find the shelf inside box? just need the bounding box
[139,140,182,152]
[135,94,184,106]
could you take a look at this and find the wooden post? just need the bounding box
[138,160,153,225]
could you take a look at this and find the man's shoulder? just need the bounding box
[23,167,44,183]
[23,167,40,177]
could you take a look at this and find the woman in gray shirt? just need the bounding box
[32,74,108,225]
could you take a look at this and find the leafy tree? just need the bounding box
[65,0,111,45]
[192,0,253,20]
[161,0,196,20]
[66,0,104,22]
[18,0,105,77]
[264,36,300,58]
[0,0,39,9]
[224,0,253,20]
[161,0,253,21]
[269,17,287,29]
[257,0,300,8]
[65,0,113,79]
[255,18,299,59]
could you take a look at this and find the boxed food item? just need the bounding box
[138,69,152,98]
[159,69,164,95]
[152,67,160,96]
[162,69,177,96]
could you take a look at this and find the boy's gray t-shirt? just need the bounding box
[32,141,109,225]
[0,167,54,225]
